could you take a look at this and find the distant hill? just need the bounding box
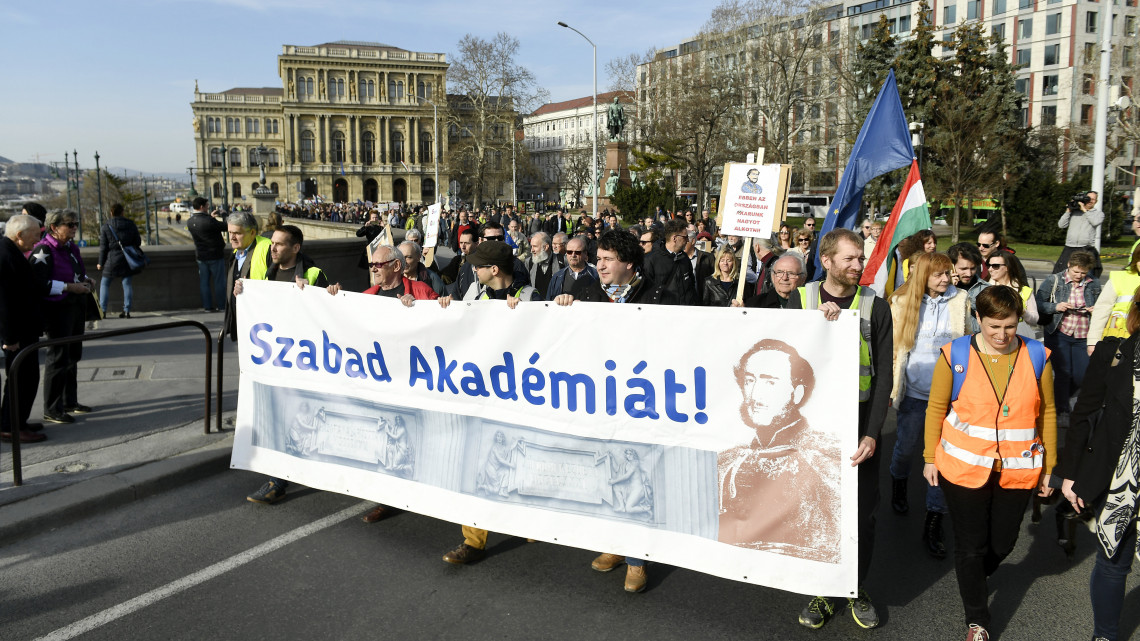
[0,155,12,164]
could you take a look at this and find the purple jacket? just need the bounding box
[30,234,87,303]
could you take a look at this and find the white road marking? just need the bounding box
[33,503,369,641]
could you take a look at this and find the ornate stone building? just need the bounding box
[191,41,449,206]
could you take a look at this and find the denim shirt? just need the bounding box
[905,286,958,400]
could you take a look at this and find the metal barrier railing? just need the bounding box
[4,320,214,486]
[216,328,226,432]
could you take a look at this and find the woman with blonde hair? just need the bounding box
[702,245,740,307]
[887,252,972,559]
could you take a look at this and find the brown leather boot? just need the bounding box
[624,565,648,593]
[591,553,625,572]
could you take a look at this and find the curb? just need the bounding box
[0,434,233,546]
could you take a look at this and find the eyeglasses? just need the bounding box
[368,258,398,270]
[482,234,503,240]
[772,270,803,278]
[473,264,494,270]
[977,241,995,249]
[565,250,584,256]
[779,230,789,235]
[797,238,811,244]
[987,262,1006,270]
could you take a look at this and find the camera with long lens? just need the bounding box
[1068,192,1092,214]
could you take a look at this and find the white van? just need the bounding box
[169,201,190,213]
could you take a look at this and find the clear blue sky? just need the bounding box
[1,0,708,175]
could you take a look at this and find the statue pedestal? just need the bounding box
[597,141,631,209]
[252,186,276,217]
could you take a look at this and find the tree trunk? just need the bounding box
[952,202,961,244]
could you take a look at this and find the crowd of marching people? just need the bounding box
[6,188,1140,640]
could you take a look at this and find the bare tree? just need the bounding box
[447,33,548,208]
[605,49,654,93]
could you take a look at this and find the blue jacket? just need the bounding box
[547,264,599,300]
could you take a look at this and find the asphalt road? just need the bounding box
[2,443,1132,641]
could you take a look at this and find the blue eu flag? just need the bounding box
[811,69,914,280]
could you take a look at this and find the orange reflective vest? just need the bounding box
[934,339,1049,489]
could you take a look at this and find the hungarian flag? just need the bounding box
[861,160,931,296]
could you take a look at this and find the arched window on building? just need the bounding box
[305,77,314,96]
[362,132,375,165]
[391,132,404,163]
[417,81,426,99]
[251,182,259,194]
[300,131,315,163]
[366,79,374,98]
[229,148,241,167]
[209,148,223,168]
[268,149,280,167]
[232,183,242,199]
[331,131,346,163]
[419,132,432,163]
[248,149,258,167]
[335,78,345,97]
[212,182,222,198]
[388,80,396,102]
[270,182,279,194]
[392,131,405,161]
[422,178,435,202]
[206,118,215,134]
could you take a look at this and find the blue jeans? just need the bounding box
[889,396,947,514]
[1045,330,1090,413]
[1091,519,1136,641]
[197,259,227,310]
[99,275,133,314]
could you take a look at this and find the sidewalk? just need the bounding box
[0,309,239,544]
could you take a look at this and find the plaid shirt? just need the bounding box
[1058,272,1092,338]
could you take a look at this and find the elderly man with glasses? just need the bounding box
[737,253,807,309]
[546,235,599,300]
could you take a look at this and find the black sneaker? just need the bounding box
[246,481,286,504]
[848,588,880,629]
[43,410,75,424]
[798,596,834,629]
[66,404,93,414]
[118,311,131,319]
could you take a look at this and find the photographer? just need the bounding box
[1054,190,1103,278]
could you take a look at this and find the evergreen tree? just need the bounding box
[852,14,897,124]
[894,0,939,123]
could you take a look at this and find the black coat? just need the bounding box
[568,273,678,305]
[0,236,46,345]
[692,250,716,300]
[642,247,698,306]
[186,211,228,261]
[702,275,736,307]
[1058,334,1133,505]
[98,217,143,278]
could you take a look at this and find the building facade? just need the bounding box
[191,41,449,206]
[522,91,634,206]
[637,0,1139,204]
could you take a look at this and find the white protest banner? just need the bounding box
[233,281,860,597]
[423,203,442,249]
[717,163,791,238]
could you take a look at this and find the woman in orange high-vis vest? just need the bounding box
[923,286,1057,641]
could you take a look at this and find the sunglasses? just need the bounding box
[482,234,503,240]
[565,250,584,256]
[797,238,811,243]
[640,240,653,245]
[368,258,398,269]
[977,241,995,249]
[987,262,1006,269]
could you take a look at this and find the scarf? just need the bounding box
[1097,338,1140,559]
[603,275,641,303]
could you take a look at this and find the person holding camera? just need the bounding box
[1054,190,1103,278]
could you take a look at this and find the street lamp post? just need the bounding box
[1091,2,1114,251]
[143,177,152,244]
[73,150,83,242]
[418,96,441,204]
[558,21,597,220]
[187,166,198,197]
[94,151,105,228]
[63,150,73,211]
